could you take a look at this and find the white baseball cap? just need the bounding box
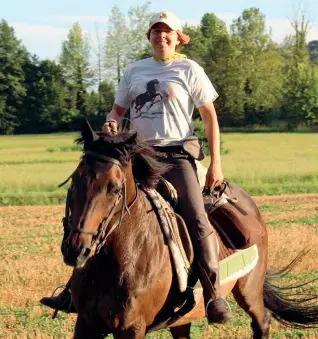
[148,11,182,32]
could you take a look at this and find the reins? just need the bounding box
[63,150,139,256]
[90,180,139,255]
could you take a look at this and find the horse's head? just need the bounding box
[62,120,137,268]
[147,79,159,94]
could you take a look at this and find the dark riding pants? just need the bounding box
[160,154,213,242]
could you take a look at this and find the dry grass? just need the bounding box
[0,195,317,338]
[253,194,318,272]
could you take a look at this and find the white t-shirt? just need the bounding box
[115,57,218,145]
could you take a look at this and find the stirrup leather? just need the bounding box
[50,284,72,319]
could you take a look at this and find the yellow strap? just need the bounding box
[153,52,187,62]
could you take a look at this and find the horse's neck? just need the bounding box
[125,161,137,205]
[110,189,168,290]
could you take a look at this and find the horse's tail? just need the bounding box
[264,250,318,328]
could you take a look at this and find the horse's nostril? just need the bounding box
[75,246,92,268]
[84,247,91,257]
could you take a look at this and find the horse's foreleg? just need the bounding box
[169,323,191,339]
[113,321,146,339]
[74,316,104,339]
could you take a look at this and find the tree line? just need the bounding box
[1,2,318,134]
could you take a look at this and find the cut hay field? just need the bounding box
[0,195,317,338]
[0,132,317,206]
[0,132,317,338]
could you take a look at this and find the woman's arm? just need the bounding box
[106,104,126,122]
[103,104,126,134]
[198,102,224,189]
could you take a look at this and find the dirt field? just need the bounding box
[0,194,317,338]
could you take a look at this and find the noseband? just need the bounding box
[70,151,138,255]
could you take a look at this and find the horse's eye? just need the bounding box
[107,182,121,196]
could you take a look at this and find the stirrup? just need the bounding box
[205,297,232,315]
[50,284,72,319]
[205,297,232,323]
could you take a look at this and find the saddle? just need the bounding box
[147,178,265,294]
[157,178,265,250]
[203,182,265,249]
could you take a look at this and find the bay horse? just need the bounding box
[61,121,318,339]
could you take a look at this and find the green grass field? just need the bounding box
[0,132,317,205]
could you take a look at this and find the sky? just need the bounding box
[1,0,318,60]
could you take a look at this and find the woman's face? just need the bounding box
[149,23,180,58]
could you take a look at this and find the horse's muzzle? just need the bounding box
[62,231,93,267]
[62,241,78,267]
[62,242,92,267]
[76,245,92,267]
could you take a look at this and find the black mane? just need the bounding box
[76,132,171,189]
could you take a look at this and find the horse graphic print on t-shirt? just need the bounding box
[132,79,163,119]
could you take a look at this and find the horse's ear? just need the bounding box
[125,132,137,149]
[81,119,99,145]
[119,132,137,156]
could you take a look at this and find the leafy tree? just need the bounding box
[98,80,115,113]
[182,15,232,122]
[19,57,71,133]
[207,34,247,125]
[104,6,130,83]
[278,35,296,61]
[0,19,28,134]
[230,8,284,125]
[283,64,318,126]
[105,2,152,83]
[292,16,309,62]
[182,13,249,124]
[182,24,209,67]
[127,1,152,61]
[90,25,106,115]
[182,14,228,69]
[282,15,318,127]
[201,13,228,41]
[135,44,153,61]
[59,22,92,117]
[85,80,116,127]
[307,40,318,64]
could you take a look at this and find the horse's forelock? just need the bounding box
[76,131,136,147]
[75,132,169,189]
[76,132,136,168]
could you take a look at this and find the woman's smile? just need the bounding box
[150,22,180,59]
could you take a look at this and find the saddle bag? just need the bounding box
[204,183,265,249]
[182,136,205,161]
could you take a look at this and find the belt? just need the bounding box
[153,145,185,154]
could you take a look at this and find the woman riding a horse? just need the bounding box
[41,10,231,323]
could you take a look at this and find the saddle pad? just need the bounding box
[219,244,259,285]
[144,188,190,293]
[145,188,259,292]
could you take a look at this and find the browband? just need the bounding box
[84,151,124,170]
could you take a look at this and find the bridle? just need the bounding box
[68,150,139,256]
[84,150,126,171]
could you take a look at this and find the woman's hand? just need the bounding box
[204,162,224,190]
[102,120,118,136]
